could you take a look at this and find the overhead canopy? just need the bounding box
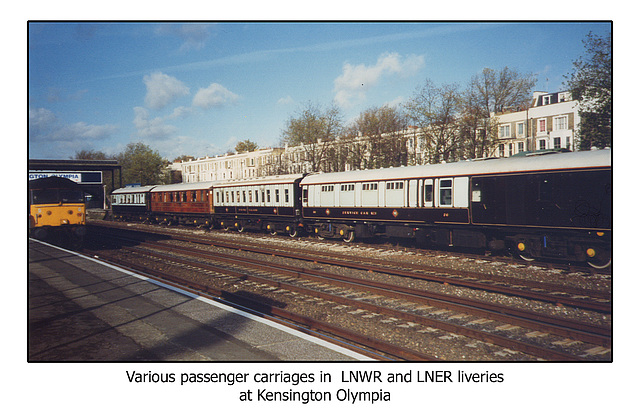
[28,159,122,189]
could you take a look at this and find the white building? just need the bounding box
[176,91,583,182]
[492,90,580,157]
[179,148,283,183]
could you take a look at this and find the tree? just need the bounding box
[346,105,408,169]
[280,102,343,172]
[72,149,111,160]
[455,67,536,158]
[470,67,537,115]
[404,79,462,163]
[565,31,612,149]
[458,85,496,159]
[116,142,168,186]
[235,139,259,153]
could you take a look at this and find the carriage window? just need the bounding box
[439,179,453,206]
[302,188,308,204]
[285,188,290,203]
[472,182,482,202]
[424,183,433,203]
[266,190,271,203]
[275,189,280,203]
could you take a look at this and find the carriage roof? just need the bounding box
[300,149,611,185]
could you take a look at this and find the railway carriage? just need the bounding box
[108,149,611,268]
[29,176,86,247]
[111,184,155,221]
[212,173,305,236]
[300,149,611,267]
[148,181,217,227]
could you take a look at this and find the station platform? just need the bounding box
[28,239,370,362]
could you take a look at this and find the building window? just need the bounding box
[554,137,562,149]
[498,144,505,157]
[517,122,525,137]
[538,119,546,132]
[499,124,511,138]
[518,142,525,153]
[553,115,568,131]
[539,139,547,150]
[543,95,551,105]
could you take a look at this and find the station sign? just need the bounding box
[28,171,103,184]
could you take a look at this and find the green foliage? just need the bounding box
[565,32,612,149]
[116,142,169,186]
[235,139,259,153]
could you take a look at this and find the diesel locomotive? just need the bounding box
[29,176,86,247]
[111,149,611,268]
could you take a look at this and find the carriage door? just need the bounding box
[408,179,418,207]
[423,179,434,207]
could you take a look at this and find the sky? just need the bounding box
[28,21,612,161]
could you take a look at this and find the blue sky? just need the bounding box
[28,21,611,161]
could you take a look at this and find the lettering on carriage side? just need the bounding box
[340,210,378,216]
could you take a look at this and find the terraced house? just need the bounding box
[491,90,579,157]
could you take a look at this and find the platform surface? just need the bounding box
[28,239,369,362]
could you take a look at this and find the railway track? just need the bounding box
[90,221,612,312]
[84,222,612,361]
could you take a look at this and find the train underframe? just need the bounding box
[110,209,611,269]
[305,219,611,268]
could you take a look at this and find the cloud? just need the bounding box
[143,72,190,110]
[168,106,193,119]
[29,107,117,142]
[192,83,240,109]
[155,24,212,52]
[333,52,425,108]
[29,107,118,157]
[277,95,294,105]
[133,106,177,140]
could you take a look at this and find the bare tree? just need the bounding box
[404,80,461,163]
[471,67,536,114]
[355,105,408,169]
[280,102,343,172]
[457,67,536,158]
[458,86,495,159]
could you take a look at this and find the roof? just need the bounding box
[29,176,83,189]
[212,173,305,188]
[147,181,220,192]
[111,185,157,194]
[300,149,611,185]
[29,159,121,171]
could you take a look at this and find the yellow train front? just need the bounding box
[29,176,86,248]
